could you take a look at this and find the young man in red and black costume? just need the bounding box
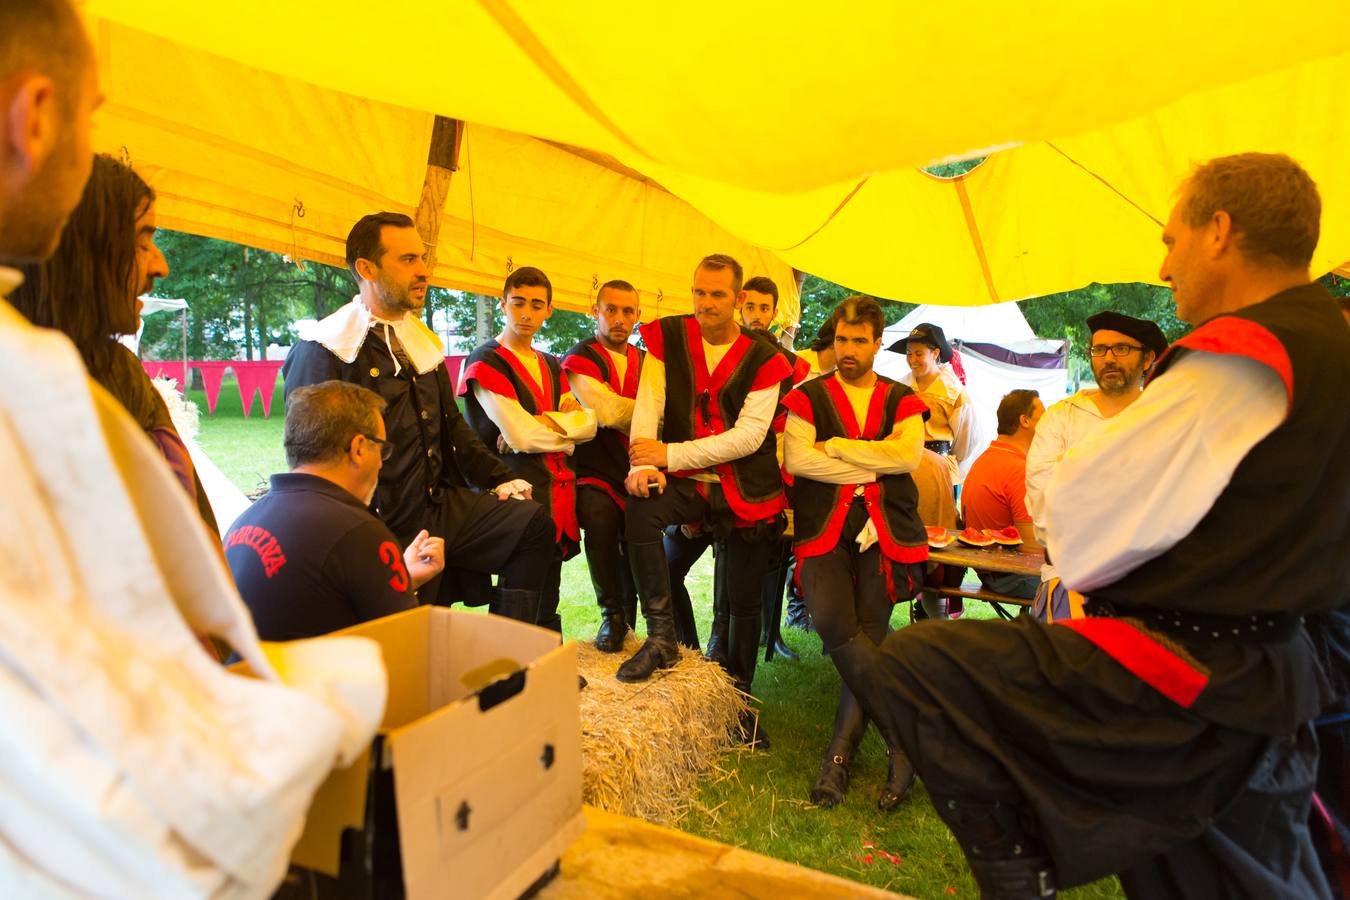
[621,254,792,748]
[461,266,596,632]
[782,296,929,812]
[832,154,1350,899]
[562,280,644,651]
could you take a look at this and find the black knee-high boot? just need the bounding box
[585,536,629,652]
[829,632,915,809]
[810,681,867,807]
[929,794,1057,899]
[616,540,679,683]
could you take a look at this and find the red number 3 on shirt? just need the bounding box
[379,541,410,593]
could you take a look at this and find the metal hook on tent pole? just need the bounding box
[288,198,308,271]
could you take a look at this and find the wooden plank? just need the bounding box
[929,544,1043,577]
[541,806,909,899]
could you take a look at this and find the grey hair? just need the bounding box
[284,381,387,468]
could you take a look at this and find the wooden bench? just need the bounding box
[919,586,1031,620]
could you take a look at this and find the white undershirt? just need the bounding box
[1044,351,1285,592]
[472,347,596,455]
[628,339,778,480]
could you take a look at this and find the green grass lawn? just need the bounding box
[197,384,1122,899]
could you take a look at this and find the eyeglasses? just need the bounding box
[1088,343,1145,358]
[361,433,394,461]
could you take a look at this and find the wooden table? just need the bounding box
[541,806,909,899]
[926,544,1044,619]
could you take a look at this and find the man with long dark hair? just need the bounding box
[9,153,218,532]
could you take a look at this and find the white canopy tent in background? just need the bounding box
[875,303,1068,470]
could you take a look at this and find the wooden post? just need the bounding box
[413,116,464,277]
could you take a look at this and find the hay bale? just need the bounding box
[576,634,749,825]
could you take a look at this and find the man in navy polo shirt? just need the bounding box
[226,381,445,640]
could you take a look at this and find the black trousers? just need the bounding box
[577,483,637,619]
[419,488,553,605]
[796,501,908,650]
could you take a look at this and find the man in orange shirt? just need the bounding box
[960,389,1044,599]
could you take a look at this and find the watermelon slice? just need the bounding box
[985,526,1023,547]
[926,526,953,548]
[957,527,995,547]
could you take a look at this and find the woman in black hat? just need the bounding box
[893,323,978,484]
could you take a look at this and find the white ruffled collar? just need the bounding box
[299,296,444,376]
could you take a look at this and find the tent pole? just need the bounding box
[414,116,464,329]
[181,307,188,393]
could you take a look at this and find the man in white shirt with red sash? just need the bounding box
[621,254,791,749]
[562,280,644,650]
[782,296,929,812]
[828,153,1349,899]
[461,266,597,633]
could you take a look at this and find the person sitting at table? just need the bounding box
[959,388,1045,600]
[225,381,445,640]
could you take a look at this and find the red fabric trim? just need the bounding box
[549,463,580,543]
[771,411,787,435]
[716,465,787,521]
[795,488,854,558]
[1158,318,1294,406]
[1058,618,1209,709]
[622,345,641,398]
[687,319,754,439]
[864,482,930,564]
[458,360,517,400]
[896,394,929,423]
[494,346,554,411]
[779,388,813,423]
[562,354,604,384]
[824,376,863,438]
[861,381,889,439]
[750,353,793,393]
[792,355,812,386]
[638,320,664,361]
[579,476,626,512]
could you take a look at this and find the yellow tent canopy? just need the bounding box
[87,0,1350,309]
[90,20,799,319]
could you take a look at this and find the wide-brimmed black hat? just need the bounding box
[888,322,954,364]
[1086,311,1168,358]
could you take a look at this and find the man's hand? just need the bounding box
[496,433,514,454]
[559,394,582,413]
[629,438,668,469]
[404,529,446,589]
[536,413,566,435]
[494,479,534,501]
[625,468,666,498]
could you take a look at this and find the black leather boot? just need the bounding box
[761,543,798,662]
[489,588,542,625]
[728,612,771,749]
[878,746,917,811]
[672,585,701,651]
[931,794,1056,899]
[537,585,562,633]
[705,587,728,666]
[616,541,679,683]
[585,535,630,652]
[810,684,866,807]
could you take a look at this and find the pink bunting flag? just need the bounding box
[231,361,284,418]
[191,361,231,414]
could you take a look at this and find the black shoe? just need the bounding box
[877,747,916,811]
[735,708,771,750]
[810,752,850,808]
[615,638,678,683]
[967,857,1057,899]
[617,540,681,683]
[594,612,628,653]
[768,636,799,661]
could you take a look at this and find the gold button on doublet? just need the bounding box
[369,367,380,377]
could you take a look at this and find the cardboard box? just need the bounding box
[238,606,584,900]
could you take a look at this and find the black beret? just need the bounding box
[1085,311,1168,358]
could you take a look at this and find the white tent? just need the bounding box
[875,303,1068,472]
